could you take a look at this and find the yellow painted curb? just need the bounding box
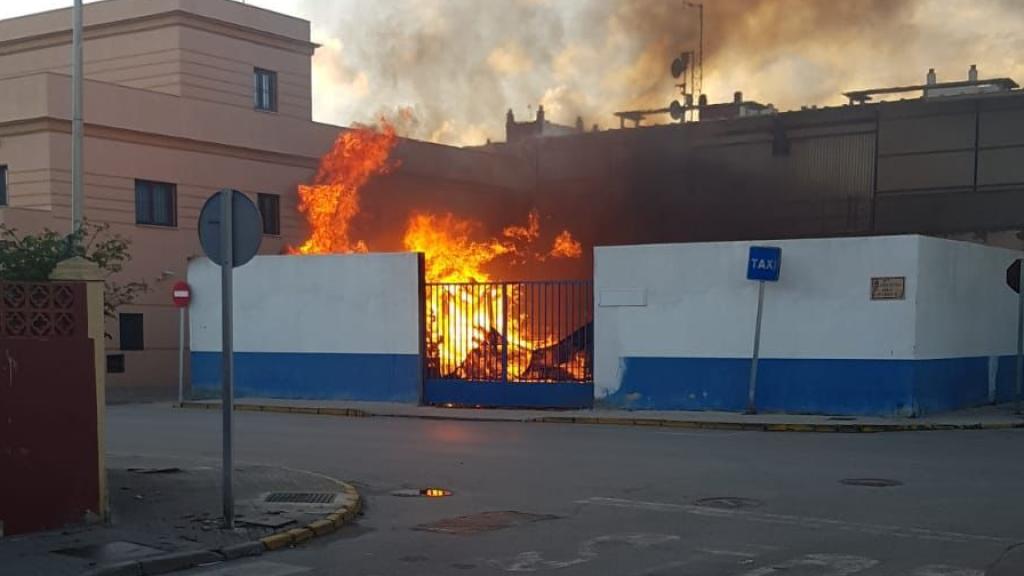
[261,532,293,551]
[287,528,314,544]
[307,519,336,536]
[256,479,362,553]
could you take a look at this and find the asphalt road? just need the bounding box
[104,404,1024,576]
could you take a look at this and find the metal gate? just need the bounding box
[423,281,594,408]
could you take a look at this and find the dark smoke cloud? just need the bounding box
[305,0,1020,145]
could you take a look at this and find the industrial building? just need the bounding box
[3,0,1024,402]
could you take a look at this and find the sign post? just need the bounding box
[172,282,191,405]
[746,246,782,415]
[1006,259,1024,414]
[198,189,262,529]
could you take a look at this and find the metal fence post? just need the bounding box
[501,283,509,383]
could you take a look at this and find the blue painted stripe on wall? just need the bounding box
[191,352,421,403]
[424,379,594,409]
[603,356,999,416]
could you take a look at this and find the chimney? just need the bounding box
[927,68,937,86]
[969,64,978,83]
[734,91,743,104]
[506,108,515,126]
[698,94,708,107]
[536,105,545,124]
[575,116,584,132]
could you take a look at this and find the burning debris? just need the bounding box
[292,121,589,383]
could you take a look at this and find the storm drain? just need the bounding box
[840,478,903,488]
[264,492,337,504]
[416,511,558,535]
[694,497,763,510]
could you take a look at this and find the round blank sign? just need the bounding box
[198,189,263,268]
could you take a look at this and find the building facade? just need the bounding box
[0,0,519,400]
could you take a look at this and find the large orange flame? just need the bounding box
[294,122,585,384]
[293,122,397,254]
[403,212,508,283]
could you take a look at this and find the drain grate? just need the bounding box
[695,497,763,510]
[840,478,903,488]
[264,492,337,504]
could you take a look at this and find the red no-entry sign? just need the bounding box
[172,281,191,308]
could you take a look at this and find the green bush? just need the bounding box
[0,222,148,320]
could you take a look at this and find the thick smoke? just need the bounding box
[305,0,1022,146]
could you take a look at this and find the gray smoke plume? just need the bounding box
[304,0,1022,145]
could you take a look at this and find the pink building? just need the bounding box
[0,0,525,401]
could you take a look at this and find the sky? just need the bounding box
[3,0,1023,146]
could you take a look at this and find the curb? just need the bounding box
[533,415,1024,433]
[177,401,1024,434]
[180,401,371,419]
[84,474,362,576]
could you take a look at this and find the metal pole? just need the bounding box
[1017,260,1023,415]
[178,307,185,405]
[501,283,509,384]
[747,280,766,415]
[697,3,703,108]
[71,0,84,234]
[220,189,235,528]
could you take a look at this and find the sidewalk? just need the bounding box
[180,398,1024,433]
[0,455,361,576]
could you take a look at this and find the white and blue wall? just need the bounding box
[595,236,1019,416]
[189,254,423,403]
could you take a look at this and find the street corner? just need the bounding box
[6,457,366,575]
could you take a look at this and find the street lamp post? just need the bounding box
[71,0,84,234]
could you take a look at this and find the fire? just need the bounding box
[293,122,587,385]
[403,211,565,381]
[550,230,583,259]
[293,122,397,254]
[403,212,508,283]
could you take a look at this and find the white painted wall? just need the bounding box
[188,254,421,355]
[913,236,1018,358]
[594,236,1018,398]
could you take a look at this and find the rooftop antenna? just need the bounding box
[682,2,704,118]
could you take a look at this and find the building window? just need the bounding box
[258,193,280,235]
[106,354,125,374]
[0,165,7,206]
[119,313,144,351]
[135,179,176,227]
[254,68,277,112]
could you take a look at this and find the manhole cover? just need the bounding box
[840,478,903,488]
[264,492,337,504]
[695,497,763,510]
[416,511,558,535]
